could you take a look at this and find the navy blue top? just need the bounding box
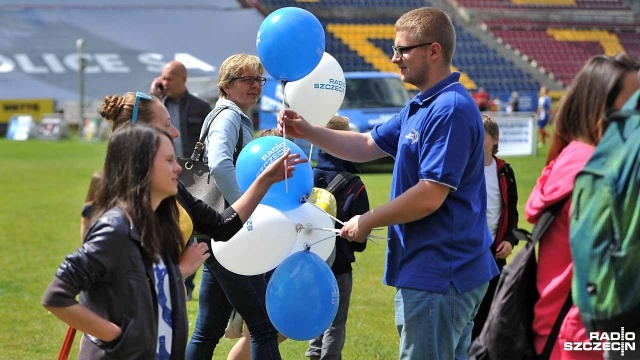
[313,151,369,275]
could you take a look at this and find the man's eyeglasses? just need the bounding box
[391,42,434,57]
[131,91,153,124]
[231,76,267,86]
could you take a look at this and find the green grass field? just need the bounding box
[0,138,547,359]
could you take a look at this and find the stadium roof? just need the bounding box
[0,1,264,109]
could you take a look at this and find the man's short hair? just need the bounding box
[395,7,456,64]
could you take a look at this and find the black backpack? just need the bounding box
[469,199,571,360]
[325,171,359,206]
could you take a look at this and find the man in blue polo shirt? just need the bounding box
[278,7,498,359]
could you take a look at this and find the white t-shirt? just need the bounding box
[484,159,501,240]
[153,258,172,359]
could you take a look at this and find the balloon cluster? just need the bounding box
[257,7,346,127]
[213,7,350,341]
[214,136,339,340]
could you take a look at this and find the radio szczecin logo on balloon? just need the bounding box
[564,328,636,355]
[257,142,289,175]
[314,78,346,94]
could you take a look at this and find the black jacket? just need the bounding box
[42,207,188,359]
[490,156,519,269]
[81,183,244,245]
[164,90,212,157]
[175,181,243,245]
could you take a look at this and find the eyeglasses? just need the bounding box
[131,91,153,124]
[391,42,434,57]
[231,76,267,86]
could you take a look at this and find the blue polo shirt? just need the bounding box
[371,72,498,294]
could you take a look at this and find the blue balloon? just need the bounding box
[236,136,313,211]
[266,251,339,340]
[256,7,325,81]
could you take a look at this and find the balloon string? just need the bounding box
[306,198,389,232]
[354,259,363,275]
[302,201,388,241]
[305,226,385,244]
[281,79,288,194]
[303,226,340,233]
[304,200,344,225]
[307,234,338,248]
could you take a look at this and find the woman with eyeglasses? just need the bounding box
[185,53,283,360]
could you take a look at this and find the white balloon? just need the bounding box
[284,52,346,127]
[210,204,298,276]
[284,202,336,261]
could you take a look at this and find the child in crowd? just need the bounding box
[471,113,519,341]
[305,115,370,360]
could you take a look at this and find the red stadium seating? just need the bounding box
[486,17,639,86]
[456,0,630,10]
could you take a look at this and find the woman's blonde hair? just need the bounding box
[218,54,265,99]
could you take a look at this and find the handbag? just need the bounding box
[177,106,243,213]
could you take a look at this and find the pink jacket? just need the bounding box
[526,141,602,360]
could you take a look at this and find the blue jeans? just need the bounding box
[395,282,489,360]
[306,271,353,360]
[186,254,281,360]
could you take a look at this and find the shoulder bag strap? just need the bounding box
[535,196,572,359]
[187,106,230,163]
[326,171,358,194]
[232,121,243,165]
[539,294,573,359]
[531,197,569,246]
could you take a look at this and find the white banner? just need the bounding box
[6,115,34,141]
[493,112,536,157]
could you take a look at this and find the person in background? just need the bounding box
[473,87,490,111]
[150,60,212,158]
[527,53,639,360]
[490,96,502,112]
[506,92,519,113]
[305,115,370,360]
[84,92,205,280]
[471,113,519,342]
[187,53,283,360]
[536,86,552,147]
[279,7,498,359]
[80,172,102,240]
[150,60,213,300]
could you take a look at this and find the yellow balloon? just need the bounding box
[307,187,337,218]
